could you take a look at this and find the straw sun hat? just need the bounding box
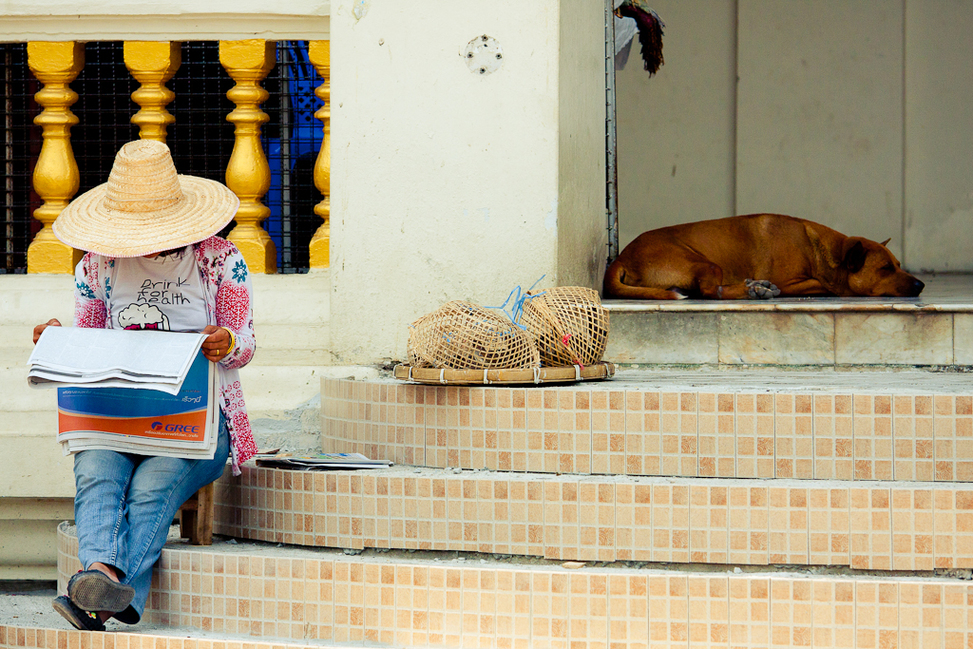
[53,140,240,258]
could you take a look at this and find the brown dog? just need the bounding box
[603,214,924,300]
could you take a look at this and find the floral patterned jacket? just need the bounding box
[72,236,257,474]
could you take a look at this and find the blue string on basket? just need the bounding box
[486,275,546,330]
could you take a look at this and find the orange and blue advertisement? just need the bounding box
[57,351,213,449]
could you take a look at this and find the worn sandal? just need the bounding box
[52,595,105,632]
[67,569,135,613]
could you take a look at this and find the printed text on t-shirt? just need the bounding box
[138,277,192,305]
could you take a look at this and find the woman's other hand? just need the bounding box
[33,318,61,344]
[201,325,231,362]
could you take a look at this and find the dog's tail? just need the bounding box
[602,260,688,300]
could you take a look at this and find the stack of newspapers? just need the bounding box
[27,327,219,459]
[255,452,392,470]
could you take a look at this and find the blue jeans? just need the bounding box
[72,413,230,624]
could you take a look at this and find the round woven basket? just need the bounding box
[408,300,540,370]
[519,286,610,367]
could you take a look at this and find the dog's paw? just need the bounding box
[745,279,781,299]
[669,287,690,300]
[745,279,774,288]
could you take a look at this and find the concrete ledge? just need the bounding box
[0,12,330,42]
[0,498,73,580]
[602,274,971,313]
[0,434,75,498]
[604,274,973,367]
[606,310,965,367]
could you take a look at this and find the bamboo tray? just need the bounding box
[393,362,615,385]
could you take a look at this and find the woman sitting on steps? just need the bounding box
[31,140,257,631]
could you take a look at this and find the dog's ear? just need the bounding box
[843,240,867,274]
[880,238,891,246]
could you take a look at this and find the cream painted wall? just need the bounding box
[556,0,609,289]
[330,0,603,363]
[904,0,973,272]
[615,0,973,272]
[737,0,904,257]
[615,0,737,251]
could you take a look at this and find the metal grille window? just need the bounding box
[0,43,36,274]
[263,44,322,272]
[0,40,323,274]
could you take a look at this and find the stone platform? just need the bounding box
[605,273,973,366]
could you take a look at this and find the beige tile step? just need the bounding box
[322,370,973,482]
[0,621,342,649]
[213,466,973,571]
[54,524,973,649]
[603,273,973,367]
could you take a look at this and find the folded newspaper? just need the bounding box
[255,452,392,470]
[28,328,218,459]
[28,327,207,394]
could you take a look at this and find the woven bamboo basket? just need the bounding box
[408,300,540,370]
[519,286,610,367]
[394,361,616,385]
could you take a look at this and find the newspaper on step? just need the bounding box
[255,452,392,470]
[27,328,219,459]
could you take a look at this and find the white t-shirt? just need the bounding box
[108,246,208,333]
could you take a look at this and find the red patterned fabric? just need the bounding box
[73,236,257,473]
[73,255,107,329]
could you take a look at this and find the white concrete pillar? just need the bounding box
[330,0,606,363]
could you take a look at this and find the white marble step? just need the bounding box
[604,273,973,366]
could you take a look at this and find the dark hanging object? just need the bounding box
[615,1,665,76]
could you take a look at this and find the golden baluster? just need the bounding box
[124,41,181,142]
[26,42,84,274]
[308,40,330,269]
[219,39,276,274]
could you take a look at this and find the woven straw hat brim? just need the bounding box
[53,175,240,258]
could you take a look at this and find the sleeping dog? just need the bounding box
[603,214,924,300]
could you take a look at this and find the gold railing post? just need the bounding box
[219,39,276,274]
[124,41,181,142]
[308,40,330,269]
[26,42,84,274]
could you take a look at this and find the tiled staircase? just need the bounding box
[6,276,973,648]
[36,367,973,648]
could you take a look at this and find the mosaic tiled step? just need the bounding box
[213,466,973,570]
[0,627,331,649]
[322,372,973,481]
[56,526,973,649]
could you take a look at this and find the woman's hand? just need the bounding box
[201,325,232,362]
[33,318,61,344]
